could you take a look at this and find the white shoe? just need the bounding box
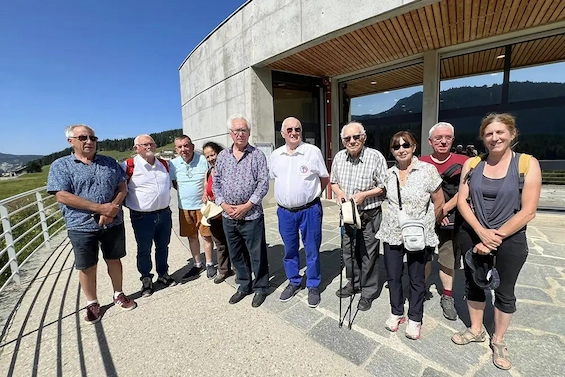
[405,320,421,340]
[385,314,406,332]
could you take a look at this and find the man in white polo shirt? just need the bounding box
[270,117,330,308]
[122,134,176,297]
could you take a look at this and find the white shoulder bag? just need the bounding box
[395,173,428,252]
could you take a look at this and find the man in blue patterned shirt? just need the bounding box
[213,114,270,308]
[47,124,137,325]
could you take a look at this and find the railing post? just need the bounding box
[0,204,21,284]
[36,191,51,250]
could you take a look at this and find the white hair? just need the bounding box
[340,122,366,139]
[281,117,302,131]
[428,122,454,138]
[227,114,252,131]
[133,134,154,146]
[65,124,95,138]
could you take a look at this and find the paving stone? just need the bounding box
[533,227,565,245]
[517,264,554,289]
[308,317,378,366]
[514,286,553,303]
[512,302,565,336]
[474,364,512,377]
[533,240,565,258]
[421,367,451,377]
[280,300,324,332]
[505,330,565,377]
[365,347,420,377]
[261,294,297,314]
[399,324,488,376]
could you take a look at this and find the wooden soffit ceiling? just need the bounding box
[345,33,565,97]
[268,0,565,81]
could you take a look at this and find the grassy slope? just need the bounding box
[0,143,177,200]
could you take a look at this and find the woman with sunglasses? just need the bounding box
[452,113,541,370]
[376,131,444,339]
[202,141,234,284]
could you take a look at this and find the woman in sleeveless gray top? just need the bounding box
[451,113,542,371]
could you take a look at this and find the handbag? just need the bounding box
[395,173,428,252]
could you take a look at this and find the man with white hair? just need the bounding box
[420,122,468,321]
[330,122,388,311]
[270,117,330,308]
[48,124,136,324]
[121,134,176,297]
[213,114,270,308]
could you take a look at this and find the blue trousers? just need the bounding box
[130,208,172,280]
[277,201,322,288]
[223,216,269,294]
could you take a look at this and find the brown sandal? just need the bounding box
[491,341,512,370]
[451,328,487,345]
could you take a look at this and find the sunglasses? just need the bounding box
[71,135,98,142]
[285,127,301,133]
[136,142,156,148]
[392,142,412,151]
[342,134,363,143]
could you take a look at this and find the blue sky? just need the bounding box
[0,0,244,155]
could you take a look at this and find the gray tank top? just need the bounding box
[468,153,522,230]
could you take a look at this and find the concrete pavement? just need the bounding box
[1,199,565,377]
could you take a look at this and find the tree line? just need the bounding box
[26,129,182,172]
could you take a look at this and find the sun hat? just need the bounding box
[464,249,500,290]
[200,201,223,227]
[341,198,362,228]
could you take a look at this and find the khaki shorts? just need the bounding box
[179,209,212,238]
[436,227,461,270]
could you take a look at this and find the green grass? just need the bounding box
[0,144,178,201]
[0,166,50,200]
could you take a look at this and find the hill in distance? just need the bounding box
[0,152,44,173]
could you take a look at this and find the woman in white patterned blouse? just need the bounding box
[376,131,444,340]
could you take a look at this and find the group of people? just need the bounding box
[47,112,541,371]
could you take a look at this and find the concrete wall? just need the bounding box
[179,0,429,150]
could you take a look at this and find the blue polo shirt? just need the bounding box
[169,154,208,210]
[47,153,127,231]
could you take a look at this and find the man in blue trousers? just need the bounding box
[270,117,330,308]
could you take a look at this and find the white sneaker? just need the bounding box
[385,314,406,332]
[405,320,421,340]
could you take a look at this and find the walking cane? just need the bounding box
[339,199,359,329]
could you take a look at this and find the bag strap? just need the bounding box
[442,163,463,180]
[395,172,403,210]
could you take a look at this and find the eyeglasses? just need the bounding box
[342,134,363,143]
[285,127,301,133]
[136,142,156,148]
[392,142,412,151]
[231,128,249,135]
[185,164,193,178]
[71,135,98,142]
[432,136,453,143]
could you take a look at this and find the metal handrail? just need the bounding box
[0,186,64,293]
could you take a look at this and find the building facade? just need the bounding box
[179,0,565,189]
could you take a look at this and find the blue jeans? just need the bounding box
[277,200,322,288]
[130,208,172,279]
[223,216,269,294]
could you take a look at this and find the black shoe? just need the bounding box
[213,270,234,284]
[182,265,204,281]
[335,283,361,298]
[440,294,458,321]
[141,277,153,297]
[252,293,267,308]
[229,291,250,304]
[157,274,177,287]
[279,283,301,302]
[307,287,320,308]
[206,265,217,279]
[357,296,373,311]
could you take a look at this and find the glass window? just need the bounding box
[509,61,565,102]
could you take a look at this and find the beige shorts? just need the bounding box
[179,210,212,238]
[436,227,461,270]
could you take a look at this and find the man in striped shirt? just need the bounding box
[331,122,388,311]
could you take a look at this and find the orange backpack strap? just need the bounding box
[125,157,135,182]
[157,158,169,172]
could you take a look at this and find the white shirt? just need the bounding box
[121,155,171,212]
[269,142,329,208]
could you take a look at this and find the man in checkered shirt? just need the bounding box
[331,122,388,312]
